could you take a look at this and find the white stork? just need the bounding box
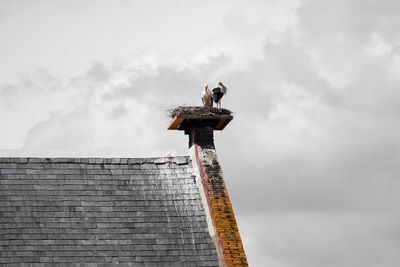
[201,84,213,108]
[212,81,227,109]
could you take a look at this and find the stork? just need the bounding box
[212,81,227,109]
[201,84,213,108]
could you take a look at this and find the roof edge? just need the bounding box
[0,156,191,165]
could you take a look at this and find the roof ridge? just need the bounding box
[0,155,191,165]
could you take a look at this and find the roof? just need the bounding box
[0,157,219,266]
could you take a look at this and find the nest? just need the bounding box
[168,106,233,118]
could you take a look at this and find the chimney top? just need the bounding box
[167,106,233,131]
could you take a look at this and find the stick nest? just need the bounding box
[168,106,233,118]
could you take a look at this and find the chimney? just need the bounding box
[168,106,248,267]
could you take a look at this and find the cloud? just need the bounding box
[215,2,400,266]
[241,212,400,267]
[23,108,95,150]
[298,0,400,41]
[0,52,235,158]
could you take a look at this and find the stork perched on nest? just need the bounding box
[201,84,213,108]
[212,82,227,109]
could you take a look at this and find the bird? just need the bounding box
[212,81,227,109]
[201,84,213,108]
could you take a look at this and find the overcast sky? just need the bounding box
[1,1,400,266]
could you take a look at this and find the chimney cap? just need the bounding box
[167,106,233,131]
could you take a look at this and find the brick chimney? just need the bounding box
[168,107,248,267]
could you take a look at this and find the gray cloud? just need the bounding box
[240,212,400,267]
[216,2,400,265]
[3,55,232,157]
[23,108,95,149]
[298,0,400,41]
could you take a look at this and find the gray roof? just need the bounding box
[0,157,219,266]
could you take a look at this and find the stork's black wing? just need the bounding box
[212,87,224,103]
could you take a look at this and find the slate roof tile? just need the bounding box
[0,156,218,266]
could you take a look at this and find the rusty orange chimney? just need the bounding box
[168,106,248,266]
